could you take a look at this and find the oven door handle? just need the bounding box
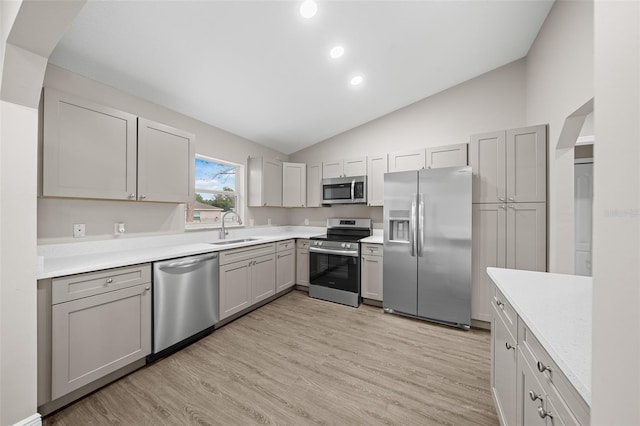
[309,246,359,257]
[351,179,355,201]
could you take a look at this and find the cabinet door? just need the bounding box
[517,352,547,426]
[43,88,138,200]
[276,249,295,292]
[263,159,283,206]
[470,131,506,203]
[361,254,383,301]
[506,202,547,272]
[282,162,306,207]
[426,143,468,169]
[307,164,322,207]
[506,125,547,203]
[219,260,252,320]
[296,248,309,286]
[492,310,517,426]
[251,254,276,303]
[343,156,367,177]
[322,160,343,179]
[137,118,195,203]
[367,155,387,206]
[472,204,506,322]
[51,284,151,399]
[388,149,426,172]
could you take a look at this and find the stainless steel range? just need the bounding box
[309,218,372,307]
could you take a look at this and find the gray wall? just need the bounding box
[524,0,594,273]
[38,64,291,242]
[288,59,527,228]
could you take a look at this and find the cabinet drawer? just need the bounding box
[220,243,275,265]
[296,239,309,250]
[493,287,517,338]
[52,264,151,304]
[276,239,295,252]
[361,243,383,256]
[518,323,590,425]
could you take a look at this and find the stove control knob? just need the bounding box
[341,243,347,248]
[318,241,323,246]
[346,243,351,249]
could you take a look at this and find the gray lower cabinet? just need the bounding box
[40,264,152,405]
[296,239,309,287]
[361,243,383,301]
[219,243,277,320]
[276,240,295,292]
[491,283,590,426]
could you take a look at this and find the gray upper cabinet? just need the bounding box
[426,143,468,169]
[282,162,306,207]
[43,88,138,200]
[42,88,195,203]
[137,118,195,203]
[247,157,282,207]
[470,125,547,203]
[388,149,426,172]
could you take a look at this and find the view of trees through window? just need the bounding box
[186,156,240,225]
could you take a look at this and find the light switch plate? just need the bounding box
[73,223,85,238]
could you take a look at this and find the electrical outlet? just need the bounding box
[114,222,126,234]
[73,224,85,238]
[267,218,272,226]
[304,218,309,225]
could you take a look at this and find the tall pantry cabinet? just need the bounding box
[470,125,547,323]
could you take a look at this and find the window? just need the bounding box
[186,155,243,228]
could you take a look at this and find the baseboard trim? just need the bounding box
[13,413,41,426]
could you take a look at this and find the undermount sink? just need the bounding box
[210,238,260,245]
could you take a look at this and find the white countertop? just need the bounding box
[37,226,323,279]
[486,267,592,406]
[361,235,383,244]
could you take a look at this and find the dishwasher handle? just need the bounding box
[159,254,218,270]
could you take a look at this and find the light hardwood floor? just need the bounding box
[44,290,498,425]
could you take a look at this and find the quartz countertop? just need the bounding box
[360,235,383,244]
[486,267,592,406]
[37,226,323,280]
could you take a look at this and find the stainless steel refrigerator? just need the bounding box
[383,166,472,329]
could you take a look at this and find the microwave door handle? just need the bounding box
[351,180,355,201]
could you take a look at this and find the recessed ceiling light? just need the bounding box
[330,46,344,59]
[350,75,364,86]
[300,0,317,19]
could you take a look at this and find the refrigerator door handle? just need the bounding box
[410,193,417,256]
[351,180,355,201]
[418,193,425,257]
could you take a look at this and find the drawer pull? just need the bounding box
[105,278,113,284]
[528,390,542,402]
[537,361,552,374]
[537,407,553,419]
[505,342,515,351]
[496,300,505,309]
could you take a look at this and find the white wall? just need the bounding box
[38,65,291,242]
[525,0,594,273]
[289,59,527,227]
[1,3,84,425]
[591,1,640,423]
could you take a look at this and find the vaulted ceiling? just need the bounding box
[49,0,554,154]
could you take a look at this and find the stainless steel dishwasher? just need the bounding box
[153,252,219,355]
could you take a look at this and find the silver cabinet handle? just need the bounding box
[128,193,136,199]
[537,361,552,374]
[508,197,514,201]
[499,197,505,201]
[496,300,504,309]
[106,278,113,284]
[505,342,515,351]
[500,205,506,210]
[529,390,542,402]
[140,195,146,200]
[537,407,553,419]
[143,286,150,293]
[509,205,516,209]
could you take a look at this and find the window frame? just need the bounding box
[185,154,244,230]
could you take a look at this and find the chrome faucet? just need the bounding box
[220,209,242,239]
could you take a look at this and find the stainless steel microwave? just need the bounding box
[321,176,367,205]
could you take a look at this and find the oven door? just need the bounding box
[309,247,360,293]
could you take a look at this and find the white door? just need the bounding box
[575,162,593,276]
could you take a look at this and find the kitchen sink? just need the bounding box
[210,238,260,245]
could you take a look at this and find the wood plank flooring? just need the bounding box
[44,290,498,425]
